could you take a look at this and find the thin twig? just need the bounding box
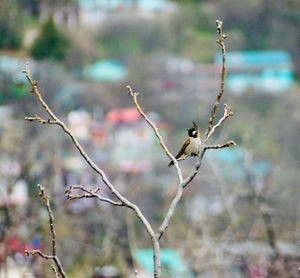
[23,64,155,240]
[37,184,57,256]
[65,185,123,206]
[205,20,227,139]
[52,264,60,278]
[205,141,236,150]
[25,114,58,125]
[25,184,66,278]
[25,249,54,260]
[157,20,235,239]
[205,103,233,141]
[24,19,237,278]
[127,85,183,183]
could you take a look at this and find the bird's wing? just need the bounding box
[175,138,191,159]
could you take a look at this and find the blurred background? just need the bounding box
[0,0,300,277]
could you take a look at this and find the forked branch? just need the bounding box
[23,64,155,240]
[65,185,123,206]
[205,103,233,141]
[127,85,183,183]
[25,184,66,278]
[205,140,236,150]
[24,19,237,278]
[205,19,228,140]
[156,20,235,238]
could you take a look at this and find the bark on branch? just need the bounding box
[157,20,236,239]
[24,19,237,278]
[127,85,183,183]
[25,184,66,278]
[205,19,228,140]
[65,185,123,206]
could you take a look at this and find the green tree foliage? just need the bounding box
[0,1,22,49]
[0,19,22,50]
[30,17,70,60]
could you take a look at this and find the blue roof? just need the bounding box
[78,0,170,11]
[214,50,292,66]
[84,59,127,82]
[133,249,193,277]
[206,147,271,180]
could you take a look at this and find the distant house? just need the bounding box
[214,50,294,94]
[0,55,36,82]
[148,57,220,100]
[77,0,176,26]
[133,249,193,277]
[84,59,127,82]
[206,147,272,182]
[105,108,163,173]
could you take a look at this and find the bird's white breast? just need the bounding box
[186,137,201,154]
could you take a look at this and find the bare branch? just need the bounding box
[25,249,54,260]
[25,114,58,125]
[24,19,236,278]
[65,185,123,206]
[205,140,236,150]
[24,64,155,241]
[52,264,60,278]
[25,184,66,278]
[127,85,183,183]
[158,20,234,239]
[205,19,227,139]
[37,184,57,256]
[205,103,233,141]
[23,63,58,121]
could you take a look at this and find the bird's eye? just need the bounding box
[192,130,197,135]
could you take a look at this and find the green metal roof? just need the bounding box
[133,249,193,277]
[84,59,127,82]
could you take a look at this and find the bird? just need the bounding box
[168,122,201,167]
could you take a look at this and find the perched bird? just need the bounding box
[168,122,201,167]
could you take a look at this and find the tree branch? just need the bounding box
[205,19,228,139]
[25,114,58,125]
[24,19,236,278]
[127,85,183,183]
[205,140,236,150]
[25,249,54,260]
[23,64,155,241]
[52,264,60,278]
[25,184,66,278]
[157,20,235,239]
[205,103,233,141]
[65,185,123,206]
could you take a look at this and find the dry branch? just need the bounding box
[23,64,155,239]
[157,20,236,238]
[205,103,233,141]
[65,185,123,206]
[23,63,160,277]
[24,19,237,278]
[205,19,228,139]
[25,184,66,278]
[205,141,236,150]
[127,85,183,183]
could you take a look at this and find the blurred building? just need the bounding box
[133,249,193,277]
[77,0,177,26]
[148,56,220,101]
[84,59,127,82]
[105,108,164,173]
[214,50,294,94]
